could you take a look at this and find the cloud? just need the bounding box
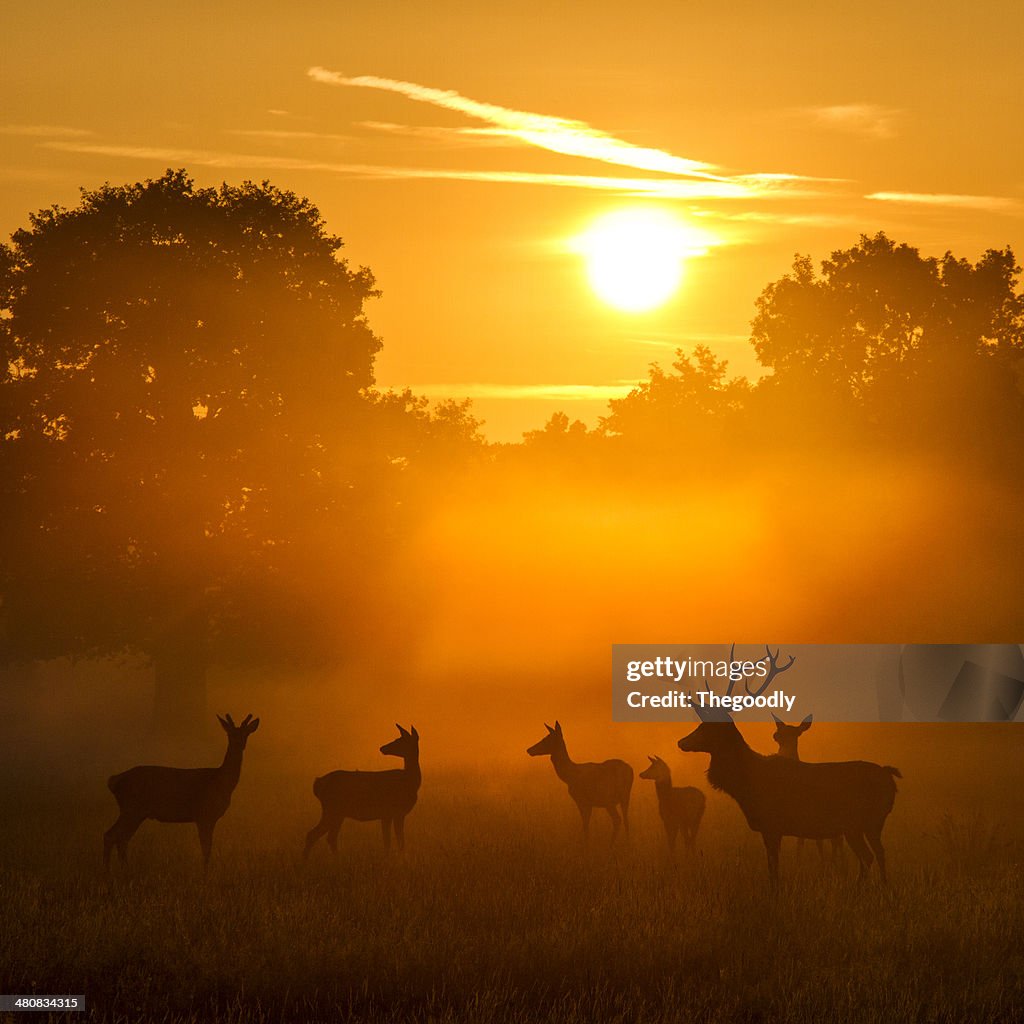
[227,129,352,143]
[309,67,729,181]
[794,104,901,140]
[406,382,642,401]
[43,141,763,199]
[1,124,93,138]
[866,191,1022,212]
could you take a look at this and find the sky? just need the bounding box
[3,0,1023,440]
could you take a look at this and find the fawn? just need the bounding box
[639,755,705,853]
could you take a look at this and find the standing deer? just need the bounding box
[103,713,260,870]
[527,721,633,841]
[679,645,900,883]
[639,755,705,854]
[304,724,421,858]
[771,713,843,863]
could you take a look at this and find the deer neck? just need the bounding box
[654,776,673,801]
[219,741,245,788]
[402,752,422,789]
[705,734,759,800]
[778,739,800,761]
[550,742,578,784]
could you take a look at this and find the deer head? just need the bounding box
[639,755,671,782]
[217,713,260,748]
[381,724,419,759]
[527,721,563,757]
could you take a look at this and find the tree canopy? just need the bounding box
[0,170,391,730]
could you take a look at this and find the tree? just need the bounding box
[750,233,1024,446]
[598,344,750,456]
[0,169,383,735]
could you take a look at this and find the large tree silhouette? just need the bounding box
[751,233,1024,450]
[0,170,384,734]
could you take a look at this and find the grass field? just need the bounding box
[3,746,1024,1024]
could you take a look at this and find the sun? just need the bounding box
[574,208,712,313]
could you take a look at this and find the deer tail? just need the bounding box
[312,775,325,800]
[883,765,903,779]
[107,771,126,795]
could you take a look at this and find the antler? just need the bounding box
[747,645,796,698]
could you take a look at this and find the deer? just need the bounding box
[527,721,634,841]
[304,724,421,858]
[678,645,900,883]
[771,713,843,864]
[639,755,705,854]
[103,712,260,870]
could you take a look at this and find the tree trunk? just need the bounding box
[152,605,208,743]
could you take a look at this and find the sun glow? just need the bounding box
[574,209,713,312]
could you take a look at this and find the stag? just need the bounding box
[679,645,899,883]
[103,713,260,869]
[771,713,843,863]
[527,721,633,841]
[304,724,421,857]
[639,755,705,854]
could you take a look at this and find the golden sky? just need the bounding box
[3,0,1022,439]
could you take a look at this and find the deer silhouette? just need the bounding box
[771,713,842,863]
[103,713,260,869]
[304,724,421,858]
[679,707,900,883]
[639,755,705,854]
[527,721,633,841]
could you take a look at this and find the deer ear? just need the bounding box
[248,717,260,732]
[544,723,554,733]
[396,723,405,735]
[800,714,813,731]
[411,725,419,740]
[648,755,656,763]
[771,713,783,725]
[224,713,236,728]
[554,720,562,734]
[216,715,229,731]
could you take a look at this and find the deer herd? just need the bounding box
[103,647,902,885]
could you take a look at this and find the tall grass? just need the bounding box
[2,771,1023,1023]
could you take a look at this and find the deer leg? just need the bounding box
[326,819,343,856]
[761,832,782,884]
[104,814,142,868]
[845,832,874,882]
[816,839,827,862]
[576,801,592,841]
[197,821,215,868]
[394,816,406,851]
[381,818,392,850]
[666,823,678,855]
[304,817,330,859]
[606,804,622,842]
[864,830,888,884]
[620,796,630,836]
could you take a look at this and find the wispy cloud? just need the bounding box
[866,191,1022,212]
[228,129,352,143]
[358,121,522,147]
[309,67,733,182]
[2,124,93,138]
[43,141,762,199]
[407,382,642,401]
[793,104,901,140]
